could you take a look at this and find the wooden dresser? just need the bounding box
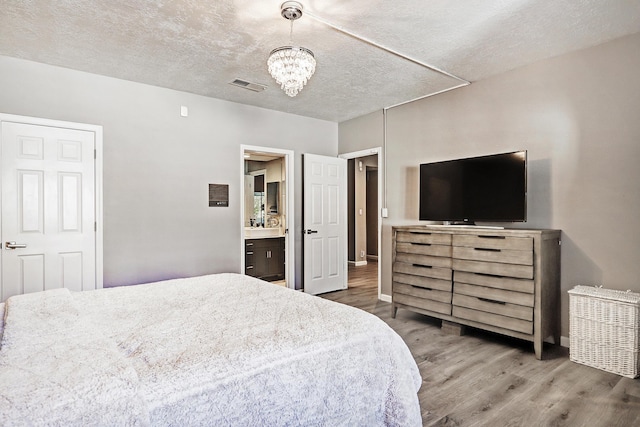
[392,225,561,359]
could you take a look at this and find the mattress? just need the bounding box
[0,273,421,426]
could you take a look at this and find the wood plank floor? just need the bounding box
[321,262,640,426]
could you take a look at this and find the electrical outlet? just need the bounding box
[360,250,365,258]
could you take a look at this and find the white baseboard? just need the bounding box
[367,255,378,261]
[379,293,392,303]
[560,335,570,348]
[350,260,367,267]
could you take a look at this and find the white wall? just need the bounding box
[339,33,640,337]
[0,55,338,288]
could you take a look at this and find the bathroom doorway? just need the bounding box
[240,145,295,289]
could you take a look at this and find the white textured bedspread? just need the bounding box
[0,273,421,426]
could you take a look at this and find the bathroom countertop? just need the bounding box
[244,228,285,239]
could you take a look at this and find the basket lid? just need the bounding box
[568,285,640,305]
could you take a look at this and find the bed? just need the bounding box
[0,273,422,426]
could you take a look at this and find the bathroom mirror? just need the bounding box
[252,173,265,227]
[267,181,278,214]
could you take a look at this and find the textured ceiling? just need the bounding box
[1,1,639,122]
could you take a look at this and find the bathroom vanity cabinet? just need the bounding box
[245,237,285,281]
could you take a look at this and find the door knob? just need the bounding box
[5,241,27,250]
[304,229,318,234]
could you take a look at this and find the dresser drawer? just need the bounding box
[396,231,451,245]
[394,261,452,281]
[452,259,533,279]
[393,272,452,292]
[454,271,534,294]
[452,306,533,335]
[393,293,452,316]
[452,245,533,265]
[393,282,452,304]
[452,293,532,321]
[454,282,534,307]
[395,252,452,269]
[452,234,532,251]
[396,241,451,258]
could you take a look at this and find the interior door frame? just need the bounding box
[240,145,295,289]
[0,113,104,291]
[339,147,384,301]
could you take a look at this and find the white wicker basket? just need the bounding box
[568,285,640,378]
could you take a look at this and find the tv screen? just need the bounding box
[419,150,527,223]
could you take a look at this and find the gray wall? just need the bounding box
[0,55,338,288]
[339,33,640,338]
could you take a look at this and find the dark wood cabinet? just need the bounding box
[245,237,285,281]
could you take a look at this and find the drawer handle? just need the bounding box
[475,272,504,278]
[246,266,254,270]
[411,285,432,291]
[478,235,506,239]
[246,243,254,246]
[478,297,506,305]
[412,264,433,269]
[411,242,432,247]
[474,247,501,252]
[410,232,431,235]
[246,251,254,255]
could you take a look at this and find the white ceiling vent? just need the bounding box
[229,79,267,93]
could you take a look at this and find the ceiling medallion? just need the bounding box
[267,2,316,97]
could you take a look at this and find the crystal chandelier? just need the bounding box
[267,2,316,97]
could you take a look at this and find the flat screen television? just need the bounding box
[419,150,527,223]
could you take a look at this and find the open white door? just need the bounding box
[1,116,102,301]
[303,153,347,295]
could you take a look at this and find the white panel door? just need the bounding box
[303,153,347,295]
[1,121,97,301]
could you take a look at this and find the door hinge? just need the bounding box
[94,222,97,232]
[94,149,97,159]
